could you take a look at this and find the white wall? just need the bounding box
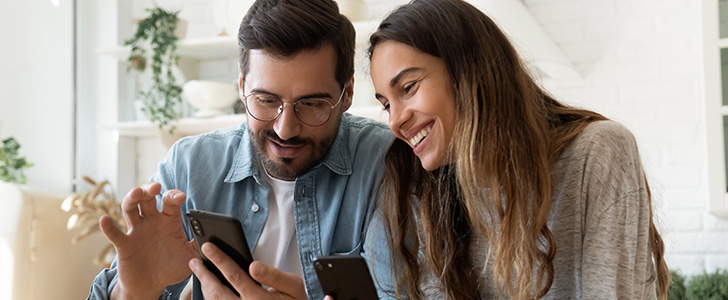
[0,0,74,193]
[0,0,720,276]
[525,0,725,276]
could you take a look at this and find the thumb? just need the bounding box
[99,215,125,245]
[249,261,273,283]
[250,261,305,298]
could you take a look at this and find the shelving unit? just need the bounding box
[97,18,385,136]
[97,9,386,196]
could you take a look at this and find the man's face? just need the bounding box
[240,44,352,180]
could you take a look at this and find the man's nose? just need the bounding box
[273,104,302,141]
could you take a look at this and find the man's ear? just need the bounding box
[341,77,355,112]
[238,62,245,100]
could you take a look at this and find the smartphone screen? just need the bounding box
[313,254,379,300]
[185,209,257,294]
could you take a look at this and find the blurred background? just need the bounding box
[0,0,726,299]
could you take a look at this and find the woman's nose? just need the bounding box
[387,102,408,136]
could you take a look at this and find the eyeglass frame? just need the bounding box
[243,83,348,127]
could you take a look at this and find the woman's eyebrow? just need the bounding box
[389,67,423,87]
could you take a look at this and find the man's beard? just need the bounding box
[250,128,335,180]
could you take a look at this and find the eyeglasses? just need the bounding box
[243,84,347,127]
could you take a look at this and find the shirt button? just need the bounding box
[251,204,259,212]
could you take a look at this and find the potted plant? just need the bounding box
[0,135,33,184]
[125,7,184,133]
[685,269,728,299]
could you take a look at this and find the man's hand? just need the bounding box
[99,182,199,299]
[189,242,308,299]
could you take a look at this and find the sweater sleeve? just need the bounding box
[578,122,657,299]
[581,189,657,299]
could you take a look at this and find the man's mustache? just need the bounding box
[261,130,311,146]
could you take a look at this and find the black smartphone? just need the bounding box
[185,209,257,295]
[313,254,379,300]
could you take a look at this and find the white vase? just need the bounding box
[181,80,240,118]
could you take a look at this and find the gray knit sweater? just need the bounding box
[367,120,658,299]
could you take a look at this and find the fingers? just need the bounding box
[160,189,186,216]
[137,182,162,217]
[250,261,306,299]
[200,243,259,295]
[121,187,144,225]
[99,215,125,245]
[189,258,237,299]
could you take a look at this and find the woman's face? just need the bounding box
[370,40,457,171]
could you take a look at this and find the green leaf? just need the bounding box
[0,135,32,183]
[123,6,182,134]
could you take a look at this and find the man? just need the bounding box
[87,0,392,299]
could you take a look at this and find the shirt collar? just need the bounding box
[224,113,353,183]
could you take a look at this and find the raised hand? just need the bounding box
[189,242,308,300]
[99,182,199,299]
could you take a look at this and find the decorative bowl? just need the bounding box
[182,80,240,118]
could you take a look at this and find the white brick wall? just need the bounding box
[526,0,726,276]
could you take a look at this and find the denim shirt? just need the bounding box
[87,113,393,300]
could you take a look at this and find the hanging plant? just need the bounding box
[125,7,183,133]
[0,136,33,184]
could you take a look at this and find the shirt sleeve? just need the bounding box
[86,259,181,300]
[363,210,404,300]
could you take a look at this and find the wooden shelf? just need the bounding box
[97,35,238,61]
[99,105,387,138]
[97,20,379,61]
[98,114,246,138]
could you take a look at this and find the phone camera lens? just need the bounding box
[315,261,323,271]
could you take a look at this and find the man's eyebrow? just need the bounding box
[248,89,332,101]
[389,67,423,87]
[248,88,278,97]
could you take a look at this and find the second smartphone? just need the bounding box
[313,254,379,300]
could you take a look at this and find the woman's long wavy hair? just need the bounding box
[368,0,669,299]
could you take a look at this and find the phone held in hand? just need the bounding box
[185,209,257,295]
[313,254,378,300]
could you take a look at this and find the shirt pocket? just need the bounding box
[329,240,363,256]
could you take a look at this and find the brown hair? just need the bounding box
[237,0,355,88]
[368,0,669,299]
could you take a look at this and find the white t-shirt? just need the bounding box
[253,170,304,279]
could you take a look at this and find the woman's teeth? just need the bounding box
[409,125,432,147]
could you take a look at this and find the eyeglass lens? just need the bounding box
[245,95,334,126]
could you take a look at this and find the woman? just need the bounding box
[364,0,669,299]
